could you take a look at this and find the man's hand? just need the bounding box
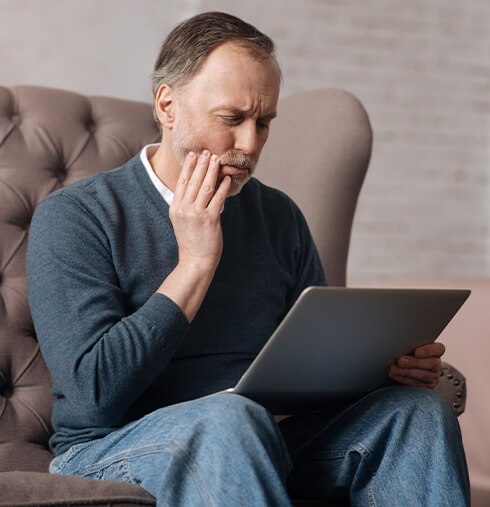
[156,150,231,323]
[170,150,231,271]
[389,342,445,389]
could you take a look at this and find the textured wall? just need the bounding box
[0,0,185,101]
[1,0,489,284]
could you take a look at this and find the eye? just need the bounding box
[256,120,270,131]
[221,116,243,125]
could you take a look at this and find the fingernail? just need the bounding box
[211,155,219,163]
[202,149,210,157]
[188,151,195,159]
[401,358,410,367]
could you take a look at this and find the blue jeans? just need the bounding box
[50,388,470,506]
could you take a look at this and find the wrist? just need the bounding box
[156,258,218,323]
[177,256,219,275]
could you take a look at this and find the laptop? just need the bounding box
[228,286,470,414]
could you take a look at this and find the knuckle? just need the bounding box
[429,358,441,371]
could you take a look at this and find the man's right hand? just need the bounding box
[156,150,231,323]
[170,150,230,271]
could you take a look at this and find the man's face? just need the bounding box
[170,43,281,197]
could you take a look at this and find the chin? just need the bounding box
[225,175,251,197]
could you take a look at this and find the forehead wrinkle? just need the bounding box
[208,80,278,119]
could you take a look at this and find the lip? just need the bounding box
[220,164,250,176]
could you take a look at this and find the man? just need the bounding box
[26,11,469,506]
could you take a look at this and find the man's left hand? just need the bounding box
[389,342,445,389]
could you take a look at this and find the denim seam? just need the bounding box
[368,483,377,507]
[77,443,171,477]
[308,450,347,460]
[167,439,214,507]
[117,458,133,484]
[50,441,94,474]
[352,442,376,475]
[353,442,377,507]
[73,440,213,505]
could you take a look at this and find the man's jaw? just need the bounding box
[217,164,253,197]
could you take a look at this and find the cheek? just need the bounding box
[255,132,269,156]
[206,127,236,154]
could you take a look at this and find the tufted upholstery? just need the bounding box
[0,86,160,477]
[0,85,464,505]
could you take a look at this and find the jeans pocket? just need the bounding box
[49,441,95,475]
[81,458,134,483]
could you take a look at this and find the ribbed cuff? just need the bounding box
[137,292,190,337]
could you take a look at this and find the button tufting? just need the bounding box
[11,114,21,126]
[56,169,67,183]
[0,384,14,399]
[86,121,96,134]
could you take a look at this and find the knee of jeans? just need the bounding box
[383,386,458,428]
[200,393,279,440]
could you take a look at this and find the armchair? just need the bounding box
[0,85,466,505]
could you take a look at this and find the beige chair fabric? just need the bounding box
[257,89,372,287]
[0,86,160,474]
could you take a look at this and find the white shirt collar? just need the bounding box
[140,143,174,206]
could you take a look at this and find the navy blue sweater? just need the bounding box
[26,154,326,455]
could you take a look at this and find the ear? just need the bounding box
[155,84,176,129]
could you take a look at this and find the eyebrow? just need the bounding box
[211,106,277,122]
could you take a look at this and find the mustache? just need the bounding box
[219,151,255,170]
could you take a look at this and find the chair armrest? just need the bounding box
[435,362,466,416]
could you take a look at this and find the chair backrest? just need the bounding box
[257,88,372,286]
[0,85,371,472]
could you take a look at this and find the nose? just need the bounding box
[234,120,258,156]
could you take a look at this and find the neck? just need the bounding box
[149,140,181,192]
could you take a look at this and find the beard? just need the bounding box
[171,112,256,197]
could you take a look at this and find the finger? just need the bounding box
[396,355,441,373]
[195,154,221,209]
[174,151,197,202]
[207,175,231,214]
[185,150,211,202]
[389,364,440,386]
[414,342,445,359]
[389,371,438,389]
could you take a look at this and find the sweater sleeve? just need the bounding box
[26,192,189,426]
